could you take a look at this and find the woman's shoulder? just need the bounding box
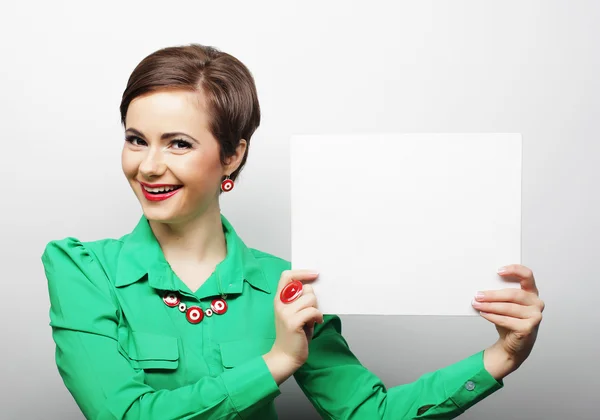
[41,236,127,309]
[248,248,291,269]
[41,235,125,275]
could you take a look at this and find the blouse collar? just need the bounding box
[115,214,271,298]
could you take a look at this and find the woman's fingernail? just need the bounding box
[475,292,485,301]
[497,266,507,274]
[471,298,481,307]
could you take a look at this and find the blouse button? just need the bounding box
[205,308,213,317]
[186,306,204,324]
[211,298,228,315]
[178,302,187,312]
[465,381,476,391]
[163,292,180,307]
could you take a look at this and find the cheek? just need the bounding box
[179,153,222,185]
[121,150,138,178]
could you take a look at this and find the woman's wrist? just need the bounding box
[483,341,519,381]
[262,351,297,385]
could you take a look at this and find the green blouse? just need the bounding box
[41,214,503,419]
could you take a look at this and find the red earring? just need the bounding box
[221,176,234,192]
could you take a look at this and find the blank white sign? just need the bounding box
[290,133,522,316]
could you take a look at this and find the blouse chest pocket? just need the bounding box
[118,329,180,371]
[219,337,275,369]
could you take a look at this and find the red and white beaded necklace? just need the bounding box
[162,270,228,324]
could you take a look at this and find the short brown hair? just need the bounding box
[120,44,260,182]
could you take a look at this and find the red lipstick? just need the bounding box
[139,181,182,202]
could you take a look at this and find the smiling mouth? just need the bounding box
[142,185,183,194]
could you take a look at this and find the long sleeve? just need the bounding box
[41,238,280,420]
[294,314,503,419]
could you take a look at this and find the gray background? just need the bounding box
[1,0,598,419]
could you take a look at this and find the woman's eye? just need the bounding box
[125,135,147,146]
[124,136,191,150]
[172,139,192,149]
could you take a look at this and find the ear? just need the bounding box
[223,139,247,175]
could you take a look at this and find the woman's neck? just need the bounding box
[149,205,227,266]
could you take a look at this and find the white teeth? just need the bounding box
[143,185,179,193]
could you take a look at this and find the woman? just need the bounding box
[41,44,544,419]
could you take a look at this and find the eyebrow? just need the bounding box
[125,128,199,143]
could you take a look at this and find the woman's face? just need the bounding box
[121,89,242,224]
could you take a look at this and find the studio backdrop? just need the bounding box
[1,1,597,419]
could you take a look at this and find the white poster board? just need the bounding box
[290,133,522,316]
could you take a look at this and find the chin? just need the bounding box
[138,200,179,221]
[140,203,199,225]
[141,208,175,223]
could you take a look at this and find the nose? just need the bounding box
[138,148,167,179]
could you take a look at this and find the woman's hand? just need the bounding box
[472,264,545,380]
[263,270,323,384]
